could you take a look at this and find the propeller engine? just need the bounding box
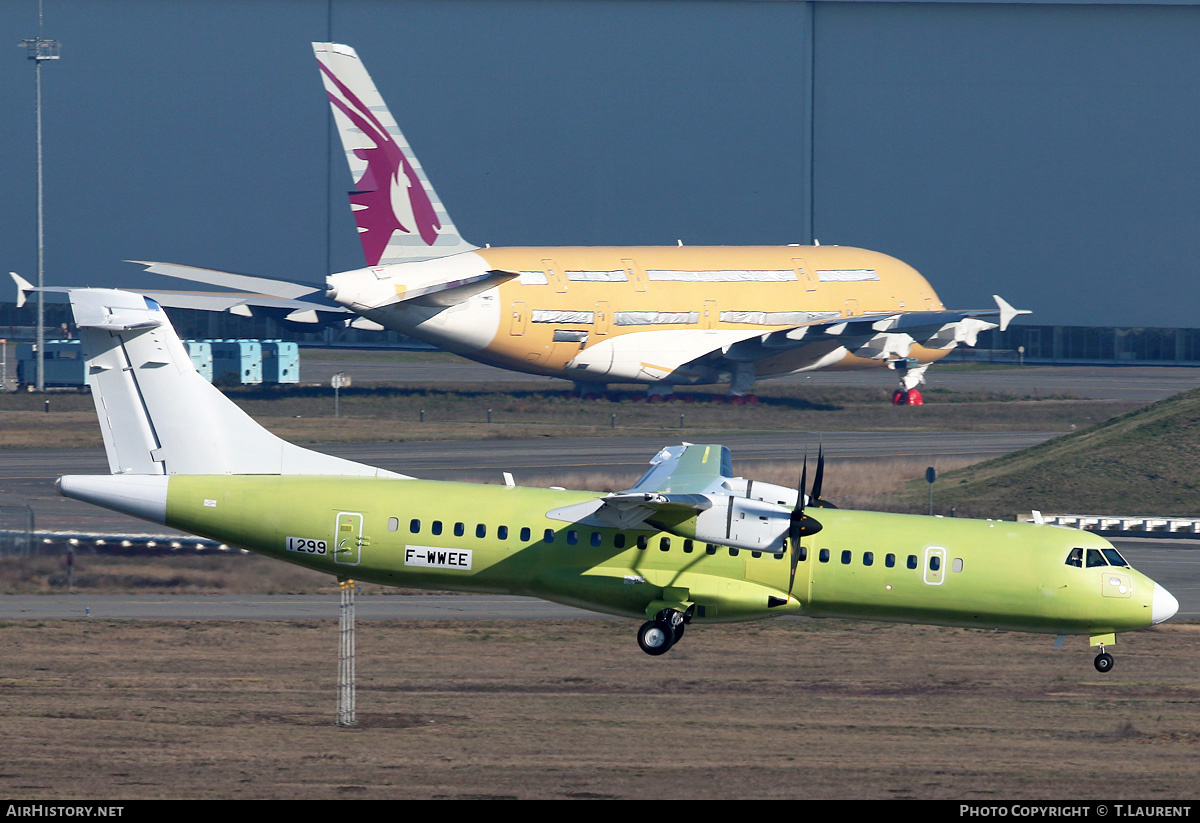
[787,447,832,599]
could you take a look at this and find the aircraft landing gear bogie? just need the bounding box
[637,621,674,655]
[636,608,690,656]
[1094,651,1114,673]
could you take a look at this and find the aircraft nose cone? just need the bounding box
[1152,583,1179,625]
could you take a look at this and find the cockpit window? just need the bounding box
[1086,548,1108,568]
[1065,548,1083,568]
[1101,548,1129,567]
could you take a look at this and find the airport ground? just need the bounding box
[1,616,1196,800]
[1,356,1198,799]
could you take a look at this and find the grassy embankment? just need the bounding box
[896,386,1200,518]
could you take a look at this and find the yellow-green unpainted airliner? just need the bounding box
[56,288,1177,671]
[128,42,1030,403]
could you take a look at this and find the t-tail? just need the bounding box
[57,289,406,524]
[314,42,477,266]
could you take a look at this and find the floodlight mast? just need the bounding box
[21,1,60,393]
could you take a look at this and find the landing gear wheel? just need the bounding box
[637,621,674,656]
[671,622,685,642]
[1094,652,1114,673]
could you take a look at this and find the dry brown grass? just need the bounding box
[0,619,1196,800]
[0,383,1140,451]
[0,553,338,595]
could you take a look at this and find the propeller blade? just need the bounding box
[809,444,838,509]
[788,452,822,599]
[811,445,825,506]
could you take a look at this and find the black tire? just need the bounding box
[1094,652,1114,673]
[637,621,674,656]
[671,621,685,643]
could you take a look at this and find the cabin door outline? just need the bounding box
[923,546,946,586]
[334,512,364,567]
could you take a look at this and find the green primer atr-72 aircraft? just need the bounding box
[56,289,1178,671]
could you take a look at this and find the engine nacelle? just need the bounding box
[661,495,791,554]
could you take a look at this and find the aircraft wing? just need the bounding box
[716,295,1029,365]
[546,443,799,554]
[625,443,733,495]
[545,443,733,529]
[566,296,1029,387]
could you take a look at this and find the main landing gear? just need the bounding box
[892,388,924,405]
[889,361,928,405]
[637,608,690,656]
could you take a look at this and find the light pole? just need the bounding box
[21,1,60,392]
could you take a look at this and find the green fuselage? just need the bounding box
[166,475,1157,637]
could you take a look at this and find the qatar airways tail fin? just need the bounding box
[313,42,477,266]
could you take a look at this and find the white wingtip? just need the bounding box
[993,294,1032,332]
[10,272,33,309]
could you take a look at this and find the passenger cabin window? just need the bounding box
[952,558,964,573]
[885,553,895,568]
[683,539,694,553]
[929,555,941,572]
[544,529,555,544]
[637,536,648,550]
[476,524,487,539]
[614,534,626,549]
[907,555,918,570]
[432,521,443,535]
[454,522,465,537]
[520,527,531,542]
[819,549,830,563]
[387,517,399,532]
[498,526,509,540]
[591,532,603,547]
[841,550,851,565]
[863,552,874,567]
[410,519,420,533]
[660,537,671,552]
[567,530,579,545]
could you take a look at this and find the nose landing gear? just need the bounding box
[1094,649,1114,673]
